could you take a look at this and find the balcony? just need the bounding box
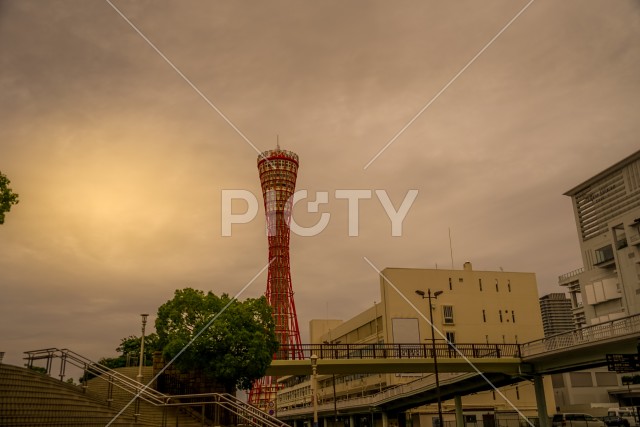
[594,244,615,268]
[558,267,584,284]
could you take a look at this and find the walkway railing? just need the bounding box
[276,343,521,360]
[520,313,640,357]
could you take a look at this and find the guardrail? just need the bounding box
[23,348,288,427]
[276,343,521,360]
[558,267,584,282]
[520,313,640,357]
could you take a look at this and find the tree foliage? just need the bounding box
[0,171,19,224]
[156,288,278,392]
[97,334,158,369]
[116,333,159,365]
[81,334,158,382]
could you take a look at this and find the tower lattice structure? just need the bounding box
[248,147,304,412]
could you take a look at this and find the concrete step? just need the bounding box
[0,364,143,426]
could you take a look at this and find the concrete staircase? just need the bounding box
[85,366,208,426]
[7,348,292,427]
[0,363,137,426]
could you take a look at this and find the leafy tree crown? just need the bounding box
[156,288,278,391]
[0,171,19,224]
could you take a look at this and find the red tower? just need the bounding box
[249,146,304,411]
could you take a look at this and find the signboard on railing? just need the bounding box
[606,353,640,373]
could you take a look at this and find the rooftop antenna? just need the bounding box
[449,227,454,270]
[276,134,280,150]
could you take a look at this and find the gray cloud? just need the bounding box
[1,0,639,369]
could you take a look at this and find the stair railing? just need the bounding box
[23,347,284,427]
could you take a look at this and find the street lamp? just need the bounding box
[323,340,341,424]
[416,289,444,427]
[137,314,149,384]
[310,354,319,427]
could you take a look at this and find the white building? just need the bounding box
[561,149,640,324]
[556,149,640,413]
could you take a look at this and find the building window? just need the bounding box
[570,372,593,387]
[482,309,486,322]
[499,310,503,322]
[443,305,454,324]
[511,311,516,323]
[507,280,511,292]
[516,385,520,400]
[479,279,483,291]
[495,279,499,292]
[594,244,614,265]
[595,372,618,386]
[445,331,456,344]
[448,278,452,290]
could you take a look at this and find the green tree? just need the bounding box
[26,366,47,375]
[156,288,278,392]
[97,333,158,369]
[116,333,159,366]
[0,171,19,224]
[80,333,159,382]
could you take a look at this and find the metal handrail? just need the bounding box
[275,342,521,360]
[520,313,640,357]
[24,348,166,405]
[22,347,285,427]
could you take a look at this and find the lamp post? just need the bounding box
[137,314,149,384]
[324,340,341,424]
[416,289,444,427]
[311,354,319,427]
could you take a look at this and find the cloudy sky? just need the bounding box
[1,0,639,370]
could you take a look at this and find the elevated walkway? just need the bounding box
[274,314,640,424]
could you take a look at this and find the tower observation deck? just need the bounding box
[248,147,304,411]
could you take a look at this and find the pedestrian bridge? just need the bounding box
[266,313,640,377]
[266,314,640,427]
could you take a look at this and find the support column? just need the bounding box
[455,396,464,427]
[350,415,355,427]
[293,420,298,427]
[325,418,329,427]
[398,412,407,427]
[534,375,549,427]
[382,412,389,427]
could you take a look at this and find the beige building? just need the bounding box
[278,262,555,426]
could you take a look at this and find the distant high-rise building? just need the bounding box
[249,146,303,412]
[539,293,574,337]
